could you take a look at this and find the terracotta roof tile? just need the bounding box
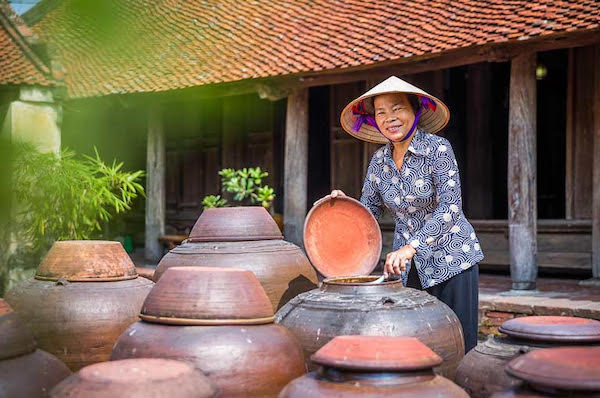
[0,2,56,87]
[25,0,600,98]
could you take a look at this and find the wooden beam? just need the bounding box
[283,88,309,247]
[508,52,538,291]
[593,44,600,279]
[565,49,575,220]
[145,105,166,262]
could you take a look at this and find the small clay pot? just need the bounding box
[50,358,218,398]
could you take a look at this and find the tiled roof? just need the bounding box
[28,0,600,98]
[0,1,56,87]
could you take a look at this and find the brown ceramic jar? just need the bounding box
[455,315,600,398]
[0,299,71,397]
[491,346,600,397]
[275,276,465,379]
[50,358,218,398]
[5,240,154,371]
[280,335,469,397]
[153,206,318,310]
[111,267,306,398]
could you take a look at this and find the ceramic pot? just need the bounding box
[153,206,318,310]
[280,335,468,397]
[5,240,154,370]
[455,316,600,397]
[111,267,306,397]
[50,358,218,398]
[0,299,71,397]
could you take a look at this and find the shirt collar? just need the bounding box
[385,129,429,157]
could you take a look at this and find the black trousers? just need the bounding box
[406,262,479,353]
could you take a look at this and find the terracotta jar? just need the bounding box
[5,240,154,371]
[280,335,469,397]
[275,197,465,380]
[491,346,600,397]
[455,315,600,398]
[50,358,217,398]
[111,267,306,398]
[153,206,318,310]
[0,299,71,397]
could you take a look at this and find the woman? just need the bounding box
[329,76,483,352]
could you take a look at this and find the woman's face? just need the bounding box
[373,93,416,142]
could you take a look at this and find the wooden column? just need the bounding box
[508,52,537,290]
[145,106,166,263]
[592,45,600,280]
[284,88,309,247]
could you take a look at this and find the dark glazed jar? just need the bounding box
[153,206,318,310]
[0,299,71,397]
[491,346,600,397]
[280,335,469,397]
[5,240,154,370]
[111,267,306,398]
[50,358,218,398]
[455,316,600,398]
[275,276,465,379]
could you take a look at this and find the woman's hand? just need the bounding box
[384,245,417,277]
[330,190,346,198]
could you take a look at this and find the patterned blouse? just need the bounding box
[360,129,484,288]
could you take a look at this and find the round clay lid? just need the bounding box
[35,240,137,282]
[506,346,600,392]
[140,267,275,325]
[311,336,442,371]
[188,206,282,242]
[499,316,600,342]
[304,196,382,277]
[0,299,37,359]
[50,358,217,398]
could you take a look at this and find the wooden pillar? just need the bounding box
[284,88,309,247]
[508,52,537,290]
[145,106,166,263]
[592,45,600,279]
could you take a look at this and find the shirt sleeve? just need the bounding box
[359,154,384,220]
[409,138,462,260]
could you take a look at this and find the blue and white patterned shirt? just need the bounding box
[360,129,484,288]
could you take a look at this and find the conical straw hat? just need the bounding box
[340,76,450,144]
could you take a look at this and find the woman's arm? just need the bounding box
[409,138,462,260]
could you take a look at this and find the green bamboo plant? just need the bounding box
[202,167,275,210]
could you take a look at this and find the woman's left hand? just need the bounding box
[384,245,417,277]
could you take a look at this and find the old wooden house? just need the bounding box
[19,0,600,290]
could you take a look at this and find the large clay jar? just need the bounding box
[50,358,218,398]
[455,315,600,398]
[491,346,600,398]
[153,206,318,310]
[5,240,154,371]
[111,266,306,397]
[276,276,464,379]
[0,299,71,397]
[280,335,469,397]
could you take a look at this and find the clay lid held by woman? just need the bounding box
[50,358,218,398]
[0,299,37,360]
[304,196,382,277]
[35,240,138,282]
[311,335,442,372]
[140,266,275,325]
[506,346,600,392]
[188,206,282,242]
[499,316,600,343]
